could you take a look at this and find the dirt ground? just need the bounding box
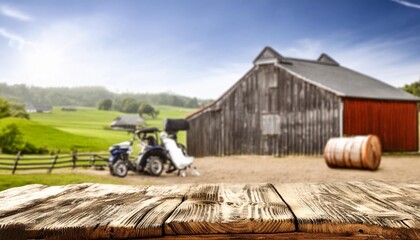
[85,155,420,185]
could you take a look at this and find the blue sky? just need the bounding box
[0,0,420,98]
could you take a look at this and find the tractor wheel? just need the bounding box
[113,160,128,178]
[147,156,164,176]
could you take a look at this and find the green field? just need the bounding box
[0,173,127,191]
[0,105,196,154]
[0,117,108,152]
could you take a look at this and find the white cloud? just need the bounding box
[0,5,32,21]
[0,28,35,50]
[391,0,420,10]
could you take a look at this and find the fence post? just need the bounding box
[72,150,77,169]
[11,151,21,174]
[92,155,96,168]
[89,155,93,168]
[48,150,60,174]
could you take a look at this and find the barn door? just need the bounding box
[259,65,280,154]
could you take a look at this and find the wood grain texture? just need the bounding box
[0,223,26,240]
[0,181,419,239]
[164,183,295,235]
[0,184,84,217]
[274,180,420,239]
[0,183,190,239]
[163,232,388,239]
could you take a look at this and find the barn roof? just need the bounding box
[110,115,145,130]
[278,57,419,101]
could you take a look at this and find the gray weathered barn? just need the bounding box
[186,47,419,157]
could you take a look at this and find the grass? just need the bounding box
[0,173,127,191]
[0,117,110,152]
[30,107,131,147]
[0,105,196,153]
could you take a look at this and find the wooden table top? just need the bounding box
[0,180,419,239]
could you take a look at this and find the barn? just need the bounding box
[186,47,420,157]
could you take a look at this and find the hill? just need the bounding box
[6,105,195,153]
[30,107,129,144]
[0,117,107,152]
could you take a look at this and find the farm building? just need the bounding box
[25,103,53,113]
[110,115,145,130]
[186,47,420,157]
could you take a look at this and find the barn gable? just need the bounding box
[253,46,283,65]
[317,53,339,66]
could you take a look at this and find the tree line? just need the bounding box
[98,98,160,118]
[402,80,420,97]
[0,83,212,109]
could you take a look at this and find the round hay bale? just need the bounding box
[324,135,381,171]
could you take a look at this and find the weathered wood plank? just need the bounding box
[163,232,389,239]
[0,223,26,240]
[274,180,420,239]
[0,184,190,239]
[0,184,90,217]
[1,182,419,239]
[165,183,295,235]
[351,181,420,231]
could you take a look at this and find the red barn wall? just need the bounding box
[343,98,418,152]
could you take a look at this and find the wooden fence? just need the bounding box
[0,151,108,174]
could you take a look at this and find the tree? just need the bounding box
[0,124,23,153]
[112,97,124,112]
[98,98,113,110]
[0,97,11,119]
[11,110,30,119]
[186,97,199,108]
[114,97,139,113]
[9,101,30,119]
[168,95,185,107]
[121,98,140,113]
[402,80,420,97]
[139,103,160,119]
[0,98,30,119]
[0,123,46,154]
